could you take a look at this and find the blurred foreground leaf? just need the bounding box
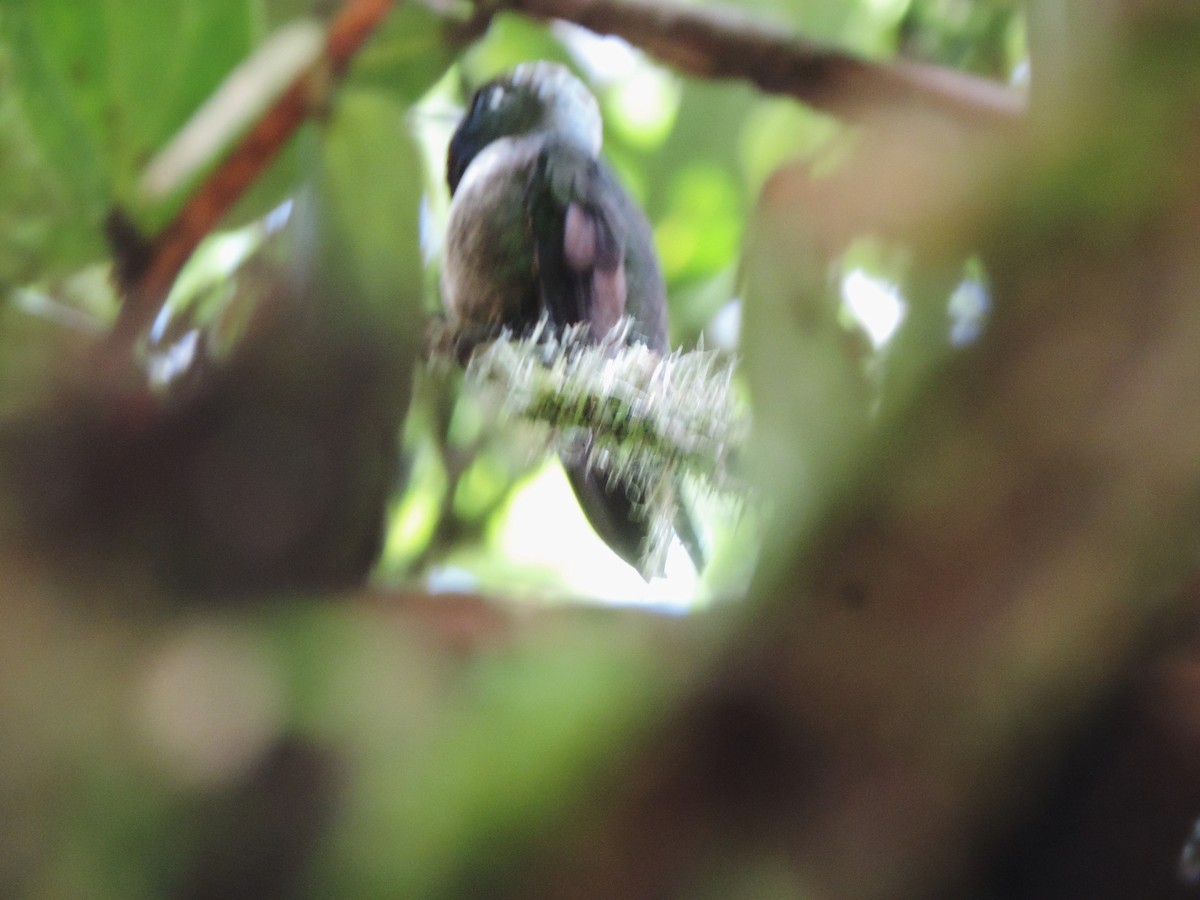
[0,0,261,280]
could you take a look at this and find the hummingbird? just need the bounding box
[441,61,702,577]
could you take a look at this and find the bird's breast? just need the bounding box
[441,137,543,330]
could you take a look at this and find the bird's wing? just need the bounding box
[526,141,690,578]
[526,141,633,340]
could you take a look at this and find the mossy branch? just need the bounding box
[444,318,746,575]
[465,320,744,484]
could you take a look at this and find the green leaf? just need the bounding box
[310,88,427,344]
[460,13,574,85]
[346,2,456,105]
[0,0,260,280]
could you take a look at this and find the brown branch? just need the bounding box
[501,0,1025,129]
[103,0,396,365]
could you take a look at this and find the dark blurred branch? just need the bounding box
[497,0,1025,128]
[482,14,1200,900]
[103,0,396,368]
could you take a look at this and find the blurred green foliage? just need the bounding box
[0,1,261,281]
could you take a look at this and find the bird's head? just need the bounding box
[446,61,602,195]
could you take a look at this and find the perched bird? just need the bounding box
[441,61,700,576]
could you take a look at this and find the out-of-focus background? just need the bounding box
[4,0,1200,897]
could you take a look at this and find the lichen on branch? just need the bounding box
[441,317,746,574]
[466,319,743,484]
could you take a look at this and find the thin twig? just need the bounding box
[502,0,1026,128]
[104,0,396,364]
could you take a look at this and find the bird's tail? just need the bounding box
[564,460,706,581]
